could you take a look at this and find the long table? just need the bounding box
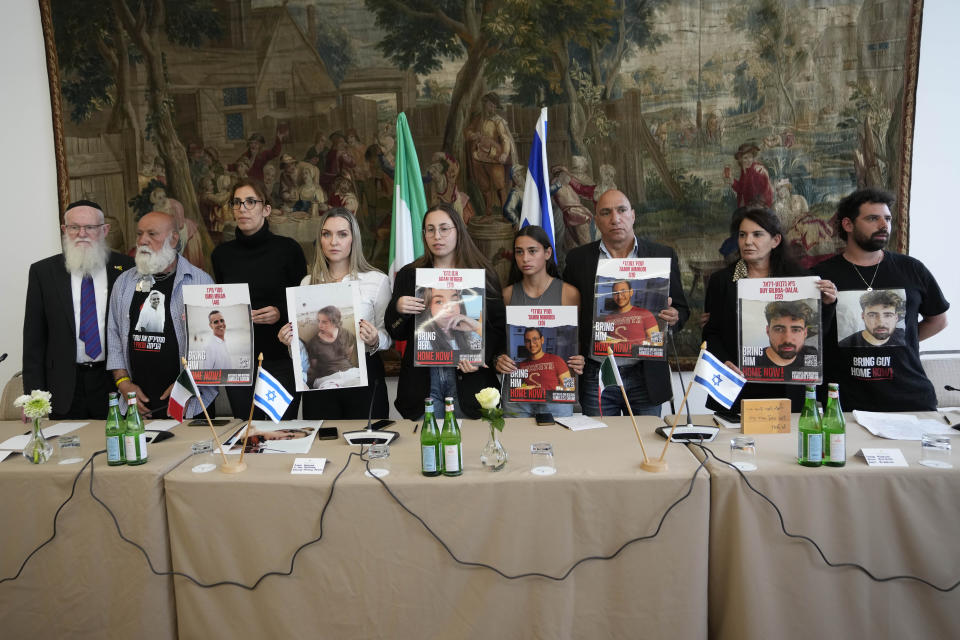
[0,419,237,640]
[162,418,711,639]
[692,416,960,640]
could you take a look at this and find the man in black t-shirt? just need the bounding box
[814,188,949,411]
[750,300,820,383]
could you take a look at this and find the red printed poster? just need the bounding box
[184,284,253,386]
[505,306,578,404]
[737,276,822,384]
[414,268,485,367]
[592,258,670,360]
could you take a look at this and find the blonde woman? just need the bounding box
[278,208,391,418]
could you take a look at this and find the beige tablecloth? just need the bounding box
[164,417,711,639]
[693,414,960,640]
[0,419,237,640]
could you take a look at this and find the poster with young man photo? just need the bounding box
[738,276,822,384]
[505,306,578,404]
[592,258,670,360]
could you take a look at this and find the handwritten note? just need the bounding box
[742,399,791,434]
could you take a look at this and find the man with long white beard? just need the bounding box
[107,211,217,418]
[23,201,134,419]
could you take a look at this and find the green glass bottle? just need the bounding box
[123,392,148,466]
[105,392,125,466]
[822,383,846,467]
[797,385,822,467]
[440,396,462,476]
[420,398,441,477]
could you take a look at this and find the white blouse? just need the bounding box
[299,270,392,354]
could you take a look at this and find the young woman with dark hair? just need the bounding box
[385,203,505,419]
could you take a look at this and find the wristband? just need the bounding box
[114,376,130,388]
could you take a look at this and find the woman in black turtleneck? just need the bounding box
[212,178,307,419]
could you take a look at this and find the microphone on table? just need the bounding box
[342,378,398,445]
[655,327,719,443]
[945,385,960,393]
[0,353,7,364]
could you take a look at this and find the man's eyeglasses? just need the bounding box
[424,225,455,238]
[231,197,264,210]
[64,224,104,234]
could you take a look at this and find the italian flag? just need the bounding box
[168,366,200,423]
[598,348,624,417]
[388,112,427,285]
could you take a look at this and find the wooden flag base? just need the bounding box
[640,459,669,473]
[219,460,247,474]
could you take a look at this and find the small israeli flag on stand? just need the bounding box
[253,368,293,423]
[693,347,747,410]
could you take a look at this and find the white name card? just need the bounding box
[291,457,327,474]
[858,448,908,467]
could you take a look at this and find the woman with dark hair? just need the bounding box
[702,206,836,412]
[278,208,391,419]
[212,178,307,419]
[495,225,584,417]
[385,203,505,419]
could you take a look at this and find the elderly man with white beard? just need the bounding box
[23,200,135,418]
[107,211,217,418]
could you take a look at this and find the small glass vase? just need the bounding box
[480,423,508,471]
[23,417,53,464]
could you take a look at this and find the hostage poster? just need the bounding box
[505,306,578,404]
[592,258,670,360]
[737,276,822,384]
[414,268,485,367]
[184,283,253,385]
[286,282,367,391]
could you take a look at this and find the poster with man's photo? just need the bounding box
[592,258,670,360]
[222,421,318,455]
[414,268,485,367]
[286,282,367,392]
[184,284,253,385]
[737,276,822,384]
[835,289,907,349]
[505,306,578,404]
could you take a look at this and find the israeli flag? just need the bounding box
[693,348,747,410]
[519,107,557,263]
[254,368,293,423]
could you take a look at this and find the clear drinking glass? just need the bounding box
[530,442,556,475]
[190,440,218,473]
[730,436,758,472]
[365,443,391,478]
[57,435,82,465]
[919,433,952,469]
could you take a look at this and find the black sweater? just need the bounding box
[211,220,307,362]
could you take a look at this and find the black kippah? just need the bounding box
[66,199,103,212]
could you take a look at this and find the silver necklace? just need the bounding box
[851,262,880,291]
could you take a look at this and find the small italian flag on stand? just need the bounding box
[597,349,625,417]
[168,366,201,423]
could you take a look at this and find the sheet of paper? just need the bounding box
[43,422,88,437]
[555,414,608,431]
[853,411,955,440]
[0,434,30,450]
[145,419,179,432]
[291,458,327,474]
[741,399,791,434]
[858,448,909,467]
[0,450,12,462]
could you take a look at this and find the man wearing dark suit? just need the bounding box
[22,200,134,419]
[563,189,689,416]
